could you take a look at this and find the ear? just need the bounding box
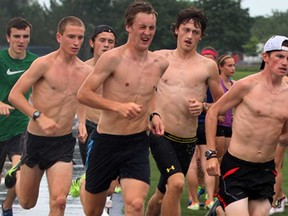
[262,52,268,62]
[6,35,10,43]
[125,24,131,33]
[89,39,94,48]
[174,28,179,36]
[56,32,61,43]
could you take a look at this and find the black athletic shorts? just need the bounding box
[197,123,206,145]
[21,131,76,170]
[150,131,197,194]
[218,151,276,209]
[216,125,232,137]
[85,130,150,194]
[0,134,23,173]
[79,120,97,166]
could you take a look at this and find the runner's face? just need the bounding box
[202,54,216,61]
[126,12,156,50]
[6,27,31,56]
[220,58,235,77]
[91,32,116,57]
[175,19,202,52]
[265,51,288,76]
[57,24,85,55]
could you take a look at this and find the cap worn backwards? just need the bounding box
[263,35,288,53]
[260,35,288,69]
[91,25,117,40]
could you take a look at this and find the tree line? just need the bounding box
[1,0,288,59]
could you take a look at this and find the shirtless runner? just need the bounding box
[77,1,168,216]
[8,16,90,216]
[206,35,288,216]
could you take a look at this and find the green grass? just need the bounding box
[146,70,288,215]
[234,70,257,80]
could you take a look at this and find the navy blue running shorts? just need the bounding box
[85,130,150,194]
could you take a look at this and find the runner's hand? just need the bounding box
[0,101,14,116]
[148,115,164,136]
[118,102,142,120]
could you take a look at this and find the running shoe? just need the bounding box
[204,200,215,209]
[270,197,285,214]
[101,208,109,216]
[197,186,206,198]
[105,196,113,208]
[269,207,276,215]
[5,161,21,189]
[70,174,85,198]
[187,202,200,210]
[269,196,287,215]
[2,204,13,216]
[283,196,288,206]
[205,199,220,216]
[277,196,287,210]
[114,186,122,194]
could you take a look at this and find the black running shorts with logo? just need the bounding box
[21,131,76,170]
[85,130,150,194]
[0,133,23,173]
[149,131,197,194]
[218,151,276,209]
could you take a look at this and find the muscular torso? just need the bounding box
[98,47,165,135]
[229,73,288,162]
[28,52,90,136]
[155,50,211,137]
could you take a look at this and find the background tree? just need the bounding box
[1,0,288,62]
[193,0,252,54]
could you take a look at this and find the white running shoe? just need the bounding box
[275,196,286,213]
[101,208,109,216]
[105,196,113,208]
[269,207,276,215]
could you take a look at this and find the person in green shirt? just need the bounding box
[0,17,37,216]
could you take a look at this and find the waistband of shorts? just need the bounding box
[27,131,73,141]
[225,151,274,168]
[164,131,197,144]
[95,130,148,140]
[86,119,97,128]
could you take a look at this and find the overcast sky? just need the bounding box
[37,0,288,17]
[241,0,288,17]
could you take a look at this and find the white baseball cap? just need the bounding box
[263,35,288,52]
[260,35,288,69]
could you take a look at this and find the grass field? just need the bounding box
[146,69,288,215]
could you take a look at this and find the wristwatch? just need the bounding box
[149,112,161,122]
[202,102,209,113]
[32,110,41,121]
[205,150,217,160]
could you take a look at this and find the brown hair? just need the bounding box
[125,0,158,27]
[6,17,32,36]
[171,7,208,38]
[57,16,85,35]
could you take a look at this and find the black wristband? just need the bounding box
[206,154,217,160]
[149,112,161,122]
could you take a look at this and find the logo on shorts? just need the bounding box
[166,165,175,173]
[6,68,25,75]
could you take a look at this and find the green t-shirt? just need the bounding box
[0,49,38,141]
